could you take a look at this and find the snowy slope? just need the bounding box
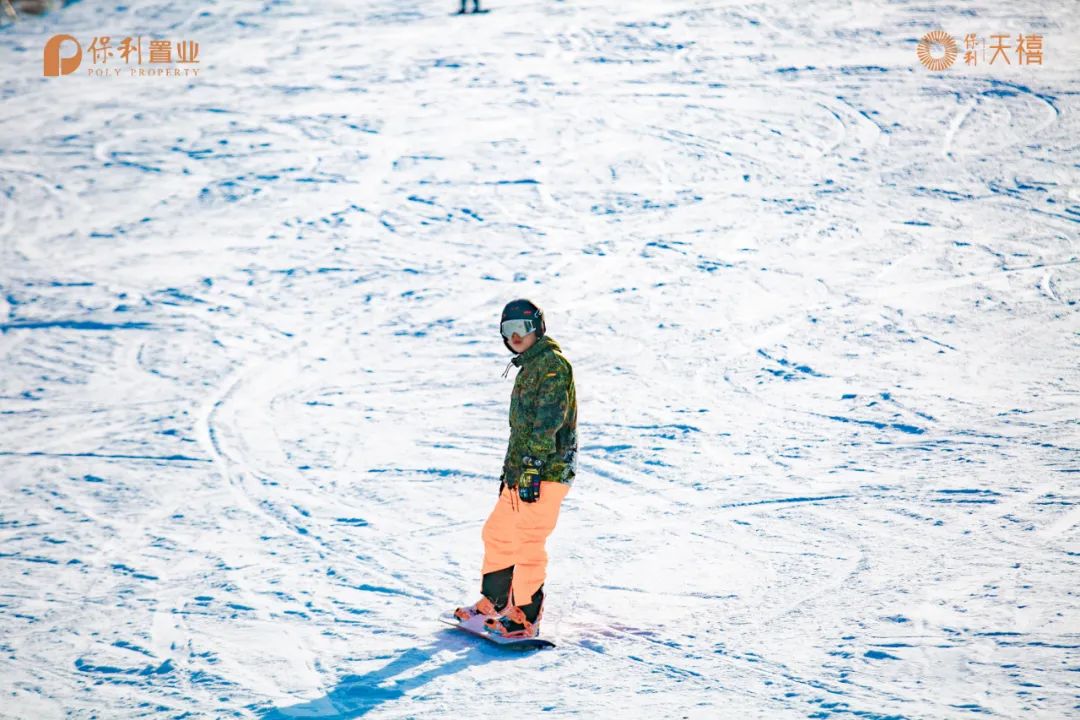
[0,0,1078,717]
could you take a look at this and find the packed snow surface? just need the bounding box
[1,1,1078,717]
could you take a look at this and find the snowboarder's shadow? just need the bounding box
[259,628,527,719]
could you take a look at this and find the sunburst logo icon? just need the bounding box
[917,30,958,70]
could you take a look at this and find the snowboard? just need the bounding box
[441,614,555,649]
[452,8,491,15]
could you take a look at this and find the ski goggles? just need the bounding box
[500,318,536,339]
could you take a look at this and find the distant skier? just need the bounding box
[454,299,578,639]
[455,0,485,14]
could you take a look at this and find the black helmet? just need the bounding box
[500,298,545,353]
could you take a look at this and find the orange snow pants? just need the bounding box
[481,480,570,605]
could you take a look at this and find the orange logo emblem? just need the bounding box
[43,34,83,76]
[917,30,958,70]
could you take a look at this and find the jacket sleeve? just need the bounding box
[524,363,570,463]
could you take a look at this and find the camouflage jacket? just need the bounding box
[500,335,578,489]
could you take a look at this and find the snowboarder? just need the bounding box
[454,299,577,639]
[455,0,484,14]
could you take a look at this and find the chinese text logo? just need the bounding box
[43,34,201,78]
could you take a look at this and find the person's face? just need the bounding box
[508,330,537,354]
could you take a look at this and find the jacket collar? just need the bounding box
[512,334,558,368]
[501,335,559,378]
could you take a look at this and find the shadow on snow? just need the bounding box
[259,628,533,718]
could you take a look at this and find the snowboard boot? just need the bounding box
[454,566,513,621]
[453,596,497,622]
[485,585,544,638]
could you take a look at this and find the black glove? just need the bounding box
[518,456,543,503]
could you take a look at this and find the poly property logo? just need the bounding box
[917,30,1044,70]
[43,34,200,78]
